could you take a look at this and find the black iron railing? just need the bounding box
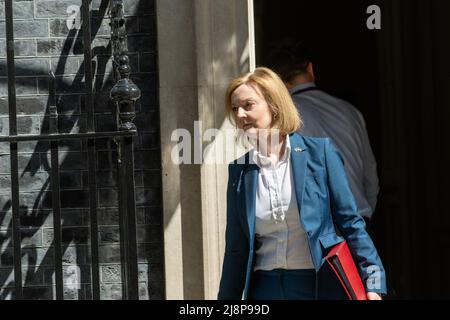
[1,0,141,300]
[110,0,141,300]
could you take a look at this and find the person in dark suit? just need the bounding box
[218,67,386,300]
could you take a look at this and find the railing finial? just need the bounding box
[109,0,141,131]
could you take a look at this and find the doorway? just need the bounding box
[255,0,450,299]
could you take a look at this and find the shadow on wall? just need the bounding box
[0,0,162,300]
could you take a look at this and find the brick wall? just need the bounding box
[0,0,163,299]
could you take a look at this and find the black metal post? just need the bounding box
[81,0,101,300]
[109,0,141,300]
[49,72,64,300]
[5,0,23,300]
[117,137,139,299]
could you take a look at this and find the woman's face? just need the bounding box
[231,83,273,138]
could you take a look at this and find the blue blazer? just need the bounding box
[218,133,387,299]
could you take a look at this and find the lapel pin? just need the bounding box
[294,147,303,152]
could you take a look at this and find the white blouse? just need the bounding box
[252,136,314,271]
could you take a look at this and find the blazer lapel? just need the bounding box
[243,163,258,246]
[290,133,308,213]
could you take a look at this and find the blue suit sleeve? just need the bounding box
[218,164,248,300]
[324,139,387,294]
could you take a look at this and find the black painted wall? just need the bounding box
[0,0,164,299]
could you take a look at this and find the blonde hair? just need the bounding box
[225,67,302,136]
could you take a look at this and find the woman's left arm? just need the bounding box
[324,139,387,298]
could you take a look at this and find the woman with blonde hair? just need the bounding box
[218,67,386,300]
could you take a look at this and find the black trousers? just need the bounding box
[248,269,316,300]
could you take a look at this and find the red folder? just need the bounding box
[325,241,367,300]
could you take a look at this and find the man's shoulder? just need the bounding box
[293,89,364,119]
[327,93,364,118]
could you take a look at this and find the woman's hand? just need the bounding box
[366,292,382,300]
